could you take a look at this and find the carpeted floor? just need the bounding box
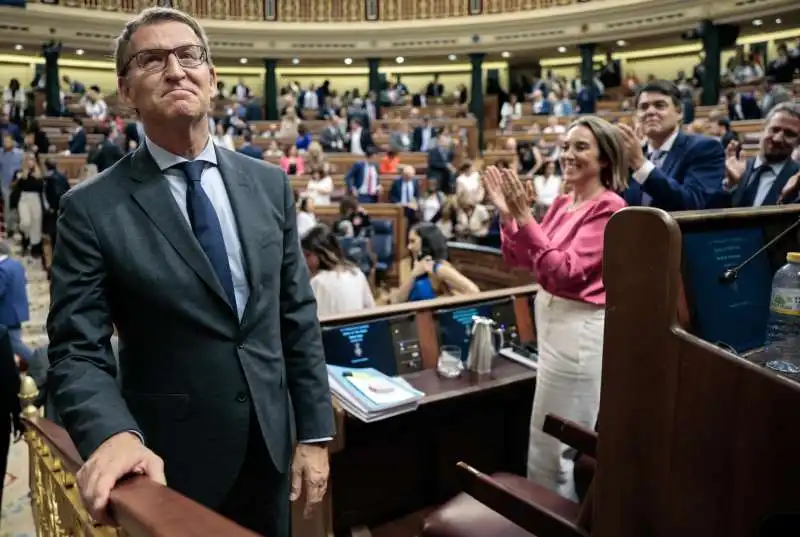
[1,253,49,537]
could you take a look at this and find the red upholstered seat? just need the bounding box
[421,473,581,537]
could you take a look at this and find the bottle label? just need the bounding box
[770,288,800,316]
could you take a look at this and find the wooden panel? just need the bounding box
[448,242,532,291]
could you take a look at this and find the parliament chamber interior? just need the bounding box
[1,0,800,535]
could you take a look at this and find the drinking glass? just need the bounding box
[437,345,464,378]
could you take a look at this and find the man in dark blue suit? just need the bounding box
[236,132,263,160]
[722,102,800,208]
[618,80,725,211]
[67,117,87,154]
[0,240,31,364]
[389,165,420,226]
[345,148,381,203]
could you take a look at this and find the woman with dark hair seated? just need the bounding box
[334,196,372,238]
[389,223,479,303]
[301,224,375,317]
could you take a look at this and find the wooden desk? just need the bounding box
[331,358,535,533]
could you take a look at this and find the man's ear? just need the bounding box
[209,65,218,99]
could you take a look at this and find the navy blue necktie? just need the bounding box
[172,161,237,310]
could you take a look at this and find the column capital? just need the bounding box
[469,52,486,63]
[263,58,278,69]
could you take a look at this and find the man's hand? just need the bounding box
[77,432,165,526]
[724,141,746,188]
[617,124,646,171]
[778,170,800,204]
[290,443,330,518]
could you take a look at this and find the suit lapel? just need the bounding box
[127,146,231,308]
[661,132,685,176]
[731,159,755,207]
[215,147,261,326]
[763,161,800,206]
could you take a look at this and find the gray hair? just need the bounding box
[114,7,212,77]
[765,101,800,123]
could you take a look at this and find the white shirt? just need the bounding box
[145,136,249,320]
[534,174,562,206]
[421,128,432,151]
[303,91,319,110]
[400,179,415,204]
[456,172,483,205]
[311,269,375,317]
[297,210,317,238]
[419,193,442,222]
[306,176,333,205]
[633,127,681,184]
[750,158,788,207]
[85,99,108,120]
[350,128,364,155]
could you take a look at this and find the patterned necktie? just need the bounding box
[172,161,237,310]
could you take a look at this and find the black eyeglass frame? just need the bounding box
[119,44,208,76]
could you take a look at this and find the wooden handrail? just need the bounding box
[23,415,259,537]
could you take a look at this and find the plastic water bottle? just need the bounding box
[764,252,800,374]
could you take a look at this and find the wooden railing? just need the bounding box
[17,374,260,537]
[31,0,595,21]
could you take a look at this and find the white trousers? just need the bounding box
[18,191,43,246]
[527,289,604,501]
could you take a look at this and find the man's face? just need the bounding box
[760,111,800,162]
[2,136,13,151]
[117,21,216,124]
[636,91,680,139]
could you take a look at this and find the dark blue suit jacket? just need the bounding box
[728,158,800,208]
[389,178,420,204]
[68,129,87,154]
[237,144,263,160]
[623,131,724,211]
[345,161,379,192]
[0,256,29,328]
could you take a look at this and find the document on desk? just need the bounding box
[327,365,425,423]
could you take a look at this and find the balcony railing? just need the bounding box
[17,371,337,537]
[31,0,589,22]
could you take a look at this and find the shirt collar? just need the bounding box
[145,135,217,172]
[647,127,680,154]
[0,255,7,262]
[754,156,788,176]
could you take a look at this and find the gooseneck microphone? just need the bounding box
[719,216,800,284]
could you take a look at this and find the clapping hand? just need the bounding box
[778,170,800,204]
[482,166,511,217]
[616,124,646,170]
[724,141,746,188]
[499,169,535,224]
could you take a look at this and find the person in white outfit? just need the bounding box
[13,151,44,257]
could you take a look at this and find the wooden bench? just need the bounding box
[290,175,398,203]
[265,152,429,176]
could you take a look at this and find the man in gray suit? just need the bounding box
[46,8,334,536]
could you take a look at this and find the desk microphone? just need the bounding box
[719,216,800,284]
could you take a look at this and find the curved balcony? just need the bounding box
[6,0,796,58]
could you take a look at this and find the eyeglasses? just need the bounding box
[121,44,207,75]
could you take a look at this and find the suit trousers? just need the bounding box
[218,410,291,537]
[527,289,604,502]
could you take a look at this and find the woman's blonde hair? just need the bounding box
[566,116,629,193]
[24,151,42,178]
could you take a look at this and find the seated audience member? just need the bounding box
[280,145,304,176]
[418,179,446,224]
[346,118,374,156]
[500,94,523,129]
[278,107,300,138]
[67,117,87,155]
[390,223,479,303]
[390,165,421,226]
[306,168,333,206]
[319,115,345,152]
[390,122,413,152]
[454,161,483,205]
[263,139,283,157]
[345,149,381,203]
[427,131,456,194]
[709,117,739,150]
[305,141,328,171]
[722,102,800,207]
[237,132,263,159]
[380,150,400,174]
[296,196,317,239]
[412,117,437,152]
[301,224,375,317]
[453,191,492,242]
[533,161,563,220]
[296,124,313,152]
[211,122,235,151]
[484,115,627,500]
[334,197,372,238]
[619,80,724,210]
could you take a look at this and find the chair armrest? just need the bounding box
[456,462,589,537]
[542,414,597,458]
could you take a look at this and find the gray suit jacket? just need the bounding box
[47,143,335,508]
